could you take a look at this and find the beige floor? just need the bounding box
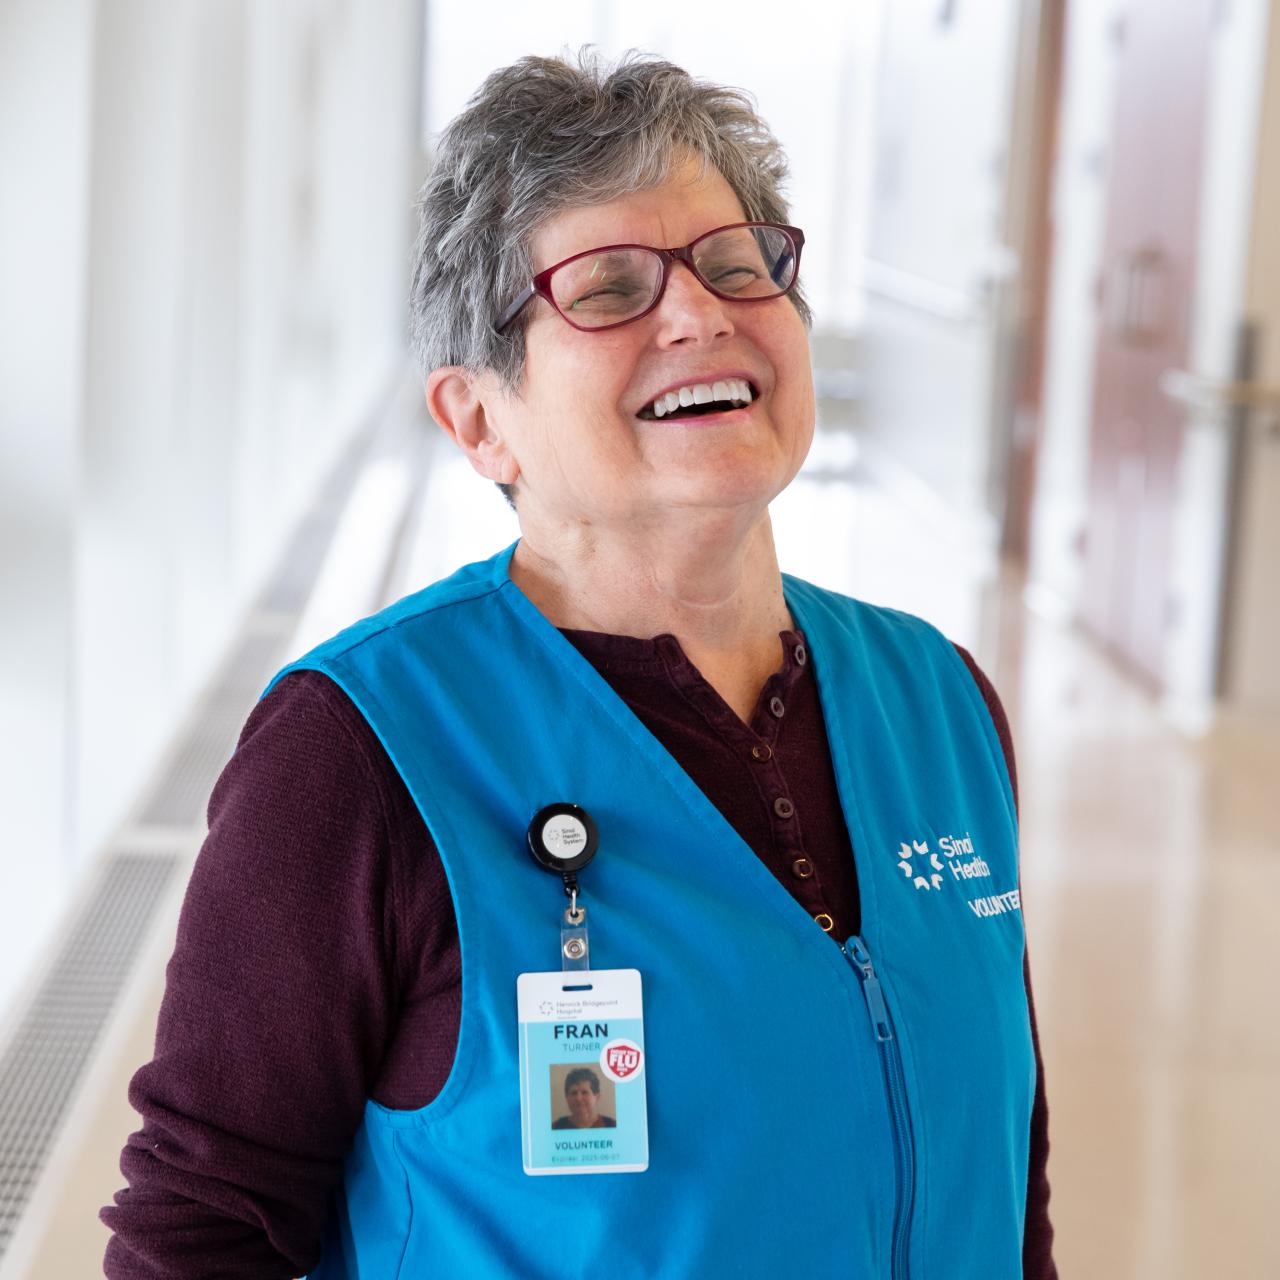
[10,432,1280,1278]
[1009,616,1280,1280]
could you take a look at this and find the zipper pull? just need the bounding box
[844,935,894,1043]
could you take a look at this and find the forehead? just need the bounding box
[530,156,749,271]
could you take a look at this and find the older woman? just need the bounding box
[104,53,1055,1279]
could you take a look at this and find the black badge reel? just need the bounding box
[526,803,598,972]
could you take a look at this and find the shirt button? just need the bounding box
[791,857,814,879]
[751,743,773,762]
[814,913,835,933]
[794,643,807,666]
[769,696,785,718]
[773,797,795,819]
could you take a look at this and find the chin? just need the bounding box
[676,455,797,503]
[653,441,791,483]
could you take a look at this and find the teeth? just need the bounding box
[646,378,755,417]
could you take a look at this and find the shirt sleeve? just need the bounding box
[100,669,407,1278]
[952,644,1059,1280]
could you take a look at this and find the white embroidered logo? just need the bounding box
[896,839,945,891]
[894,833,992,893]
[892,835,1019,920]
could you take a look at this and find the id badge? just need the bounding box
[517,967,648,1175]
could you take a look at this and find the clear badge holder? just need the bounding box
[560,875,590,972]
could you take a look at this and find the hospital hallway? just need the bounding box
[1,376,1277,1279]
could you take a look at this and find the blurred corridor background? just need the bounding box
[2,0,1279,1275]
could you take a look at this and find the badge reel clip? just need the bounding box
[526,803,599,973]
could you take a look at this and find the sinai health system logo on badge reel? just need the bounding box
[601,1039,643,1083]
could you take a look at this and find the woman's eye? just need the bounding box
[569,285,641,309]
[709,266,762,287]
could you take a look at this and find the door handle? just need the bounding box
[1158,368,1280,437]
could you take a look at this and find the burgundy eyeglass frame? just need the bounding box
[492,221,805,335]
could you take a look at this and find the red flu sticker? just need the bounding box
[600,1038,644,1083]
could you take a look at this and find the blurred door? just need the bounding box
[1081,0,1215,687]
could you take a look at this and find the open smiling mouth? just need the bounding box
[636,378,758,421]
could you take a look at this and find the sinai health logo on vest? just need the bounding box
[894,834,1022,920]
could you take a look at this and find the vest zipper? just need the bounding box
[843,935,916,1280]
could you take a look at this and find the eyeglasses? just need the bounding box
[493,221,805,334]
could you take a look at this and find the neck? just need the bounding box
[508,510,793,723]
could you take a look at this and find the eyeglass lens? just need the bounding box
[548,225,797,329]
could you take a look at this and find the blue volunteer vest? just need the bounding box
[263,540,1034,1279]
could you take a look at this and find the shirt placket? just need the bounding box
[659,630,840,937]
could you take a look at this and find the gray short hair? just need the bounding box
[409,49,810,507]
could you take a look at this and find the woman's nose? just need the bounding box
[651,262,735,345]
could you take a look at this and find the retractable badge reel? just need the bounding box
[518,802,648,1176]
[526,802,598,972]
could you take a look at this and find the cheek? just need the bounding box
[525,325,637,408]
[786,339,816,420]
[751,306,812,399]
[783,330,815,396]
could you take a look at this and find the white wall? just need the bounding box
[74,0,420,867]
[0,0,97,1026]
[1027,0,1123,610]
[855,0,1024,532]
[76,0,205,881]
[0,0,422,1026]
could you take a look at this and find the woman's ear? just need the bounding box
[425,367,521,487]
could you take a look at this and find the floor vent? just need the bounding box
[0,852,183,1256]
